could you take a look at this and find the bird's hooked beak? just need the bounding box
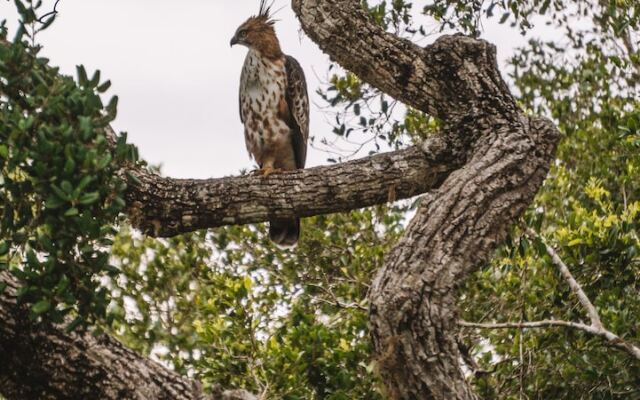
[230,35,239,47]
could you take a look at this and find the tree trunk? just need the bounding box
[291,1,560,398]
[1,0,560,398]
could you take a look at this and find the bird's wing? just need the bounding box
[239,64,254,160]
[284,55,309,169]
[239,91,245,123]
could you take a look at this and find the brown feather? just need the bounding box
[234,5,308,247]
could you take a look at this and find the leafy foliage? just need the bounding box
[455,0,640,397]
[108,207,404,398]
[0,2,138,327]
[1,0,639,398]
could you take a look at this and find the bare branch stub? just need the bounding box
[460,318,640,361]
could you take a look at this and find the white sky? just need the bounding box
[0,0,547,178]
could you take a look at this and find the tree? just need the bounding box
[1,1,638,400]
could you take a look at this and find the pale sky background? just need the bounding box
[0,0,553,179]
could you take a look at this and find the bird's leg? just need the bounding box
[261,166,282,177]
[252,165,282,177]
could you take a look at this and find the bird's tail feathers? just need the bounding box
[269,218,300,248]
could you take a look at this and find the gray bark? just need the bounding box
[124,144,454,237]
[1,0,561,399]
[291,1,560,399]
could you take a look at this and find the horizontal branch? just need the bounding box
[292,0,518,123]
[460,319,640,361]
[125,141,455,237]
[460,319,600,333]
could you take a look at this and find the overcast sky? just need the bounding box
[0,1,547,178]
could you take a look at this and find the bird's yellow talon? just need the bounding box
[262,167,281,177]
[253,167,282,177]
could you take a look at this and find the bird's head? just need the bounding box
[230,1,282,58]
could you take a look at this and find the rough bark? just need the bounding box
[369,116,557,399]
[125,144,454,237]
[0,271,256,400]
[291,1,560,399]
[1,0,561,398]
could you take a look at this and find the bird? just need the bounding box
[230,1,309,247]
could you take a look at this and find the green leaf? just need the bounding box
[96,153,112,170]
[97,80,112,93]
[32,299,51,315]
[79,116,93,140]
[0,241,9,256]
[26,249,39,269]
[51,184,70,201]
[78,192,100,205]
[39,14,57,31]
[65,316,84,332]
[89,70,101,88]
[106,95,119,118]
[64,207,79,217]
[55,275,70,295]
[60,180,73,194]
[63,158,76,175]
[76,175,95,193]
[14,0,27,17]
[45,195,66,209]
[76,65,88,85]
[568,238,583,247]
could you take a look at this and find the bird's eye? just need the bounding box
[239,30,247,38]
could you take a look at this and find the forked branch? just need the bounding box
[461,230,640,362]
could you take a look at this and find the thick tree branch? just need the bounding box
[124,141,454,237]
[288,1,560,398]
[0,272,257,400]
[291,0,518,124]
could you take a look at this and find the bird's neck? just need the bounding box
[253,35,284,61]
[243,50,285,86]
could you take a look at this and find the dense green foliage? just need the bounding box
[0,2,138,328]
[109,208,402,398]
[456,1,640,397]
[1,0,639,399]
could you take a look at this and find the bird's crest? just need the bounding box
[232,1,283,58]
[256,0,276,25]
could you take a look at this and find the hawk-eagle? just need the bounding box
[231,1,309,247]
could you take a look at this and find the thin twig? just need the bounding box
[461,230,640,361]
[525,228,603,330]
[37,0,61,23]
[459,319,640,360]
[306,283,367,311]
[461,319,599,333]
